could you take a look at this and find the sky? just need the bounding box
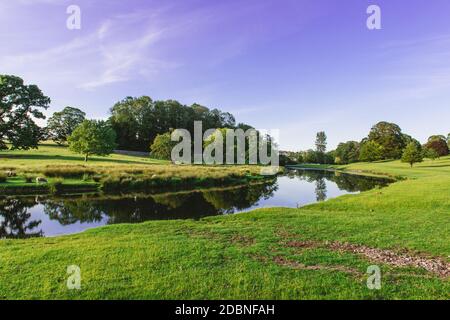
[1,0,450,150]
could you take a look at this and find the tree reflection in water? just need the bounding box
[0,170,392,239]
[0,198,43,239]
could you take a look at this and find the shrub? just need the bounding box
[49,178,64,194]
[0,173,7,183]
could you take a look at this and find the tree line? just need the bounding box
[1,75,449,166]
[1,75,255,161]
[281,122,450,167]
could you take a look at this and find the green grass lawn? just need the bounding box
[0,143,169,169]
[0,154,449,299]
[0,144,266,195]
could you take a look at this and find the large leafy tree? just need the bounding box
[367,121,406,159]
[335,141,360,164]
[359,141,383,162]
[47,107,86,145]
[401,142,423,167]
[0,75,50,150]
[68,120,117,162]
[425,135,449,157]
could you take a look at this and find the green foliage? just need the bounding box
[315,131,327,153]
[0,75,50,150]
[335,141,360,164]
[1,158,450,299]
[150,132,176,160]
[0,173,7,183]
[358,141,383,162]
[109,96,237,151]
[68,120,117,162]
[401,142,423,167]
[425,135,449,157]
[48,178,64,194]
[423,148,439,160]
[47,107,86,145]
[367,121,406,159]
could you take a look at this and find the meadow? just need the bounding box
[0,144,266,195]
[0,148,448,299]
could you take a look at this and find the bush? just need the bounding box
[49,178,64,194]
[0,173,7,183]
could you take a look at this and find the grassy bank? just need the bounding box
[0,155,449,299]
[0,144,268,195]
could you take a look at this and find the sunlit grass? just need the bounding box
[0,152,449,299]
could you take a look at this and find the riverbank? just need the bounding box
[0,154,449,299]
[0,145,269,195]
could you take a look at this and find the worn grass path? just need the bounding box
[0,157,449,299]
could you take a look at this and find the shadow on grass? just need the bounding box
[0,153,159,166]
[418,164,450,168]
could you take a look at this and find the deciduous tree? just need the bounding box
[401,142,423,167]
[0,75,50,150]
[47,107,86,145]
[68,120,116,162]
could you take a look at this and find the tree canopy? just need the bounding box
[401,142,423,167]
[359,141,383,162]
[425,135,449,157]
[367,121,406,159]
[150,132,176,160]
[0,75,50,150]
[68,120,117,162]
[335,141,360,164]
[47,106,86,145]
[109,96,237,151]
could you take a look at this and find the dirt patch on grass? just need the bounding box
[328,242,450,278]
[279,231,449,278]
[273,256,360,276]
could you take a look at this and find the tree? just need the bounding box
[423,148,439,161]
[109,96,237,152]
[401,142,423,167]
[315,131,327,153]
[367,121,406,159]
[68,120,117,162]
[335,141,360,164]
[359,141,383,162]
[47,107,86,145]
[150,132,176,160]
[0,75,50,150]
[424,135,449,157]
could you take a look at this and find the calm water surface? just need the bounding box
[0,170,391,238]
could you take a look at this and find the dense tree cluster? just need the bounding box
[2,75,449,169]
[109,96,237,152]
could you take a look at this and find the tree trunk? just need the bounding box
[84,154,88,162]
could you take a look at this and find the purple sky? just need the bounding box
[1,0,450,150]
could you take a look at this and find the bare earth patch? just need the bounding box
[328,242,450,278]
[273,256,361,276]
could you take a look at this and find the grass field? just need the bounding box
[0,152,449,299]
[0,145,266,195]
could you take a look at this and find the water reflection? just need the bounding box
[0,170,391,238]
